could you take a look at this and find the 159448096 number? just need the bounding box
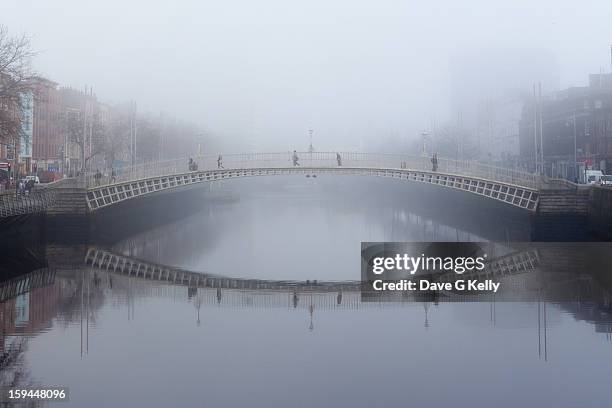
[1,388,69,401]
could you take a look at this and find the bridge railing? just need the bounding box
[83,152,538,189]
[0,189,58,219]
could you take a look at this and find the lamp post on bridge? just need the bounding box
[308,128,314,167]
[421,131,430,157]
[308,129,314,153]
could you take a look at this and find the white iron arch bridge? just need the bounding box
[84,152,540,212]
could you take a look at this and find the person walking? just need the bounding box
[336,152,342,167]
[431,153,438,172]
[111,168,116,183]
[217,155,224,169]
[94,169,102,186]
[26,178,34,195]
[292,150,300,166]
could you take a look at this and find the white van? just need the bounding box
[600,175,612,186]
[585,170,604,184]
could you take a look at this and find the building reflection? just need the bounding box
[0,263,107,392]
[1,240,612,395]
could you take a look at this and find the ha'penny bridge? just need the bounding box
[2,151,589,221]
[83,152,542,212]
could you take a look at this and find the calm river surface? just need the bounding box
[1,177,611,407]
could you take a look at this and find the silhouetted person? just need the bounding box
[217,155,224,169]
[336,153,342,166]
[111,168,116,183]
[309,304,315,331]
[431,153,438,172]
[188,157,195,171]
[292,150,300,166]
[26,178,34,194]
[94,169,102,186]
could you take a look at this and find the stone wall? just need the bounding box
[588,186,612,240]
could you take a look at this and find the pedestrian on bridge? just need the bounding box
[94,169,102,186]
[336,153,342,167]
[292,150,300,166]
[111,168,116,183]
[217,155,224,169]
[431,153,438,172]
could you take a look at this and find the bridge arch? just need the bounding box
[84,152,539,212]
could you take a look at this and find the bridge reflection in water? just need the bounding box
[1,243,612,381]
[4,243,612,309]
[4,243,608,312]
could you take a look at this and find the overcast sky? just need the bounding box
[4,0,612,150]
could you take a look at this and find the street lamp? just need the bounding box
[573,114,577,182]
[308,129,314,153]
[565,114,578,182]
[421,131,430,157]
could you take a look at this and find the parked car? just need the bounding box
[600,175,612,186]
[24,175,40,184]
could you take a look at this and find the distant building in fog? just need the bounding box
[519,73,612,181]
[449,48,559,164]
[31,77,62,174]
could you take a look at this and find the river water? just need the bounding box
[1,177,611,407]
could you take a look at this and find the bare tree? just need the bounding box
[136,117,162,162]
[102,119,129,167]
[62,110,105,172]
[0,25,35,145]
[433,124,480,161]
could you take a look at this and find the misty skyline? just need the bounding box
[4,0,612,150]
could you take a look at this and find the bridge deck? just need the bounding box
[85,165,539,212]
[0,153,545,218]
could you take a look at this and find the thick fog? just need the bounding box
[4,0,612,151]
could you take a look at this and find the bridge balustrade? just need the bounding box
[0,189,58,219]
[83,152,538,189]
